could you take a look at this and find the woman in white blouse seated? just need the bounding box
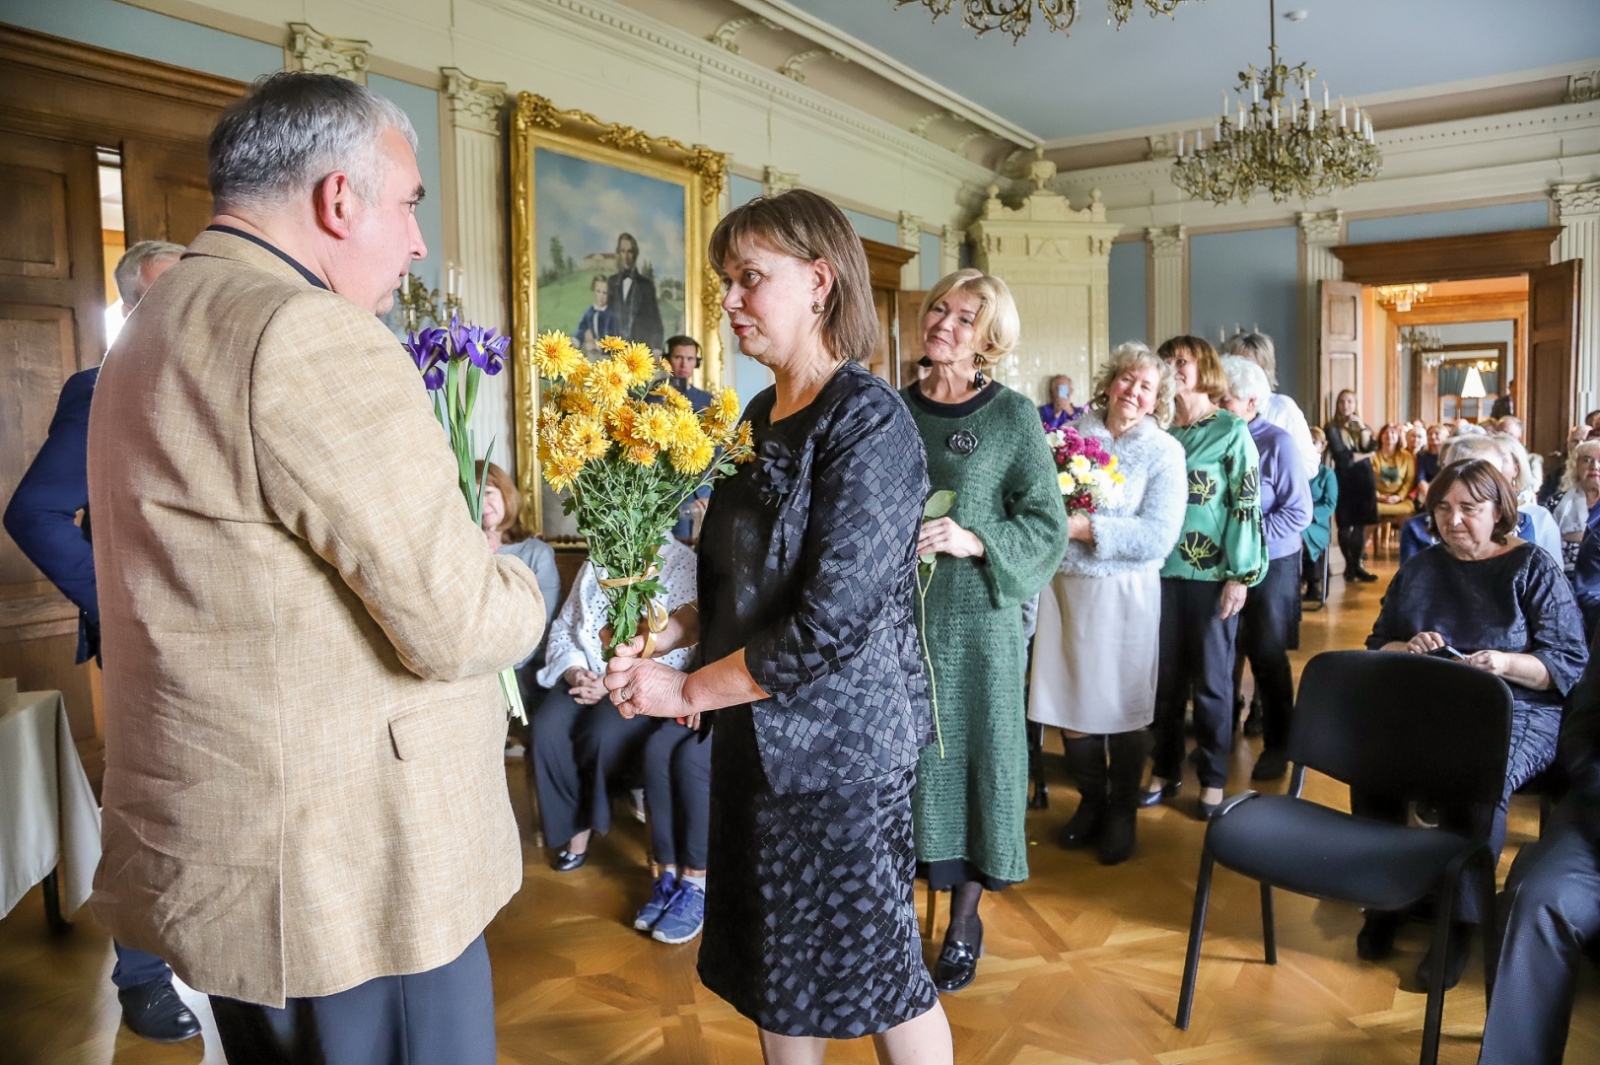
[532,537,698,877]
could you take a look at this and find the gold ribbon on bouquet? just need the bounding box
[596,565,670,660]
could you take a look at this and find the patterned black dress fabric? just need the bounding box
[695,360,938,1038]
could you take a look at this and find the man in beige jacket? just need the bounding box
[87,72,545,1064]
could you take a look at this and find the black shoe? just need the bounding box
[550,848,587,872]
[1098,809,1136,865]
[1137,779,1181,808]
[1416,921,1473,991]
[1197,797,1222,821]
[1099,731,1149,866]
[1302,586,1323,602]
[1356,911,1400,961]
[1351,568,1380,583]
[118,979,202,1044]
[933,916,982,993]
[1251,749,1289,781]
[1059,735,1108,849]
[1242,712,1265,738]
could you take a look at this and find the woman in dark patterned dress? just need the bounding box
[604,189,951,1063]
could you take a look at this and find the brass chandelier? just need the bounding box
[895,0,1194,44]
[1171,0,1380,204]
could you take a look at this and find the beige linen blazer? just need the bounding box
[87,230,545,1007]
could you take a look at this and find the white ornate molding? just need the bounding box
[443,68,507,136]
[779,48,846,84]
[910,111,949,138]
[1554,181,1600,417]
[941,224,961,276]
[898,211,923,289]
[1147,225,1187,344]
[1298,209,1344,415]
[761,165,798,197]
[1146,132,1177,160]
[285,22,369,84]
[1298,208,1343,245]
[1567,70,1600,104]
[708,15,780,54]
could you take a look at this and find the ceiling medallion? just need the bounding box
[1378,283,1429,313]
[1171,0,1380,204]
[895,0,1195,45]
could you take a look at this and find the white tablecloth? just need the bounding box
[0,690,101,919]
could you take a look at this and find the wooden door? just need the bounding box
[1526,260,1581,457]
[0,131,106,735]
[897,291,927,387]
[1319,279,1363,425]
[123,139,213,245]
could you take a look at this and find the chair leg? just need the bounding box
[1480,851,1500,1006]
[1420,873,1462,1065]
[42,869,69,934]
[1260,883,1277,965]
[1176,850,1216,1031]
[924,880,938,940]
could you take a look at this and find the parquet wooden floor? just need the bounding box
[4,559,1598,1064]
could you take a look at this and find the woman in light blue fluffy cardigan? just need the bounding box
[1028,343,1187,864]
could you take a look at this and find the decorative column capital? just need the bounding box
[286,22,369,84]
[443,69,507,137]
[1565,70,1600,104]
[898,211,923,249]
[1298,208,1343,244]
[779,49,846,84]
[1147,225,1186,257]
[761,166,798,198]
[940,224,961,272]
[1553,181,1600,217]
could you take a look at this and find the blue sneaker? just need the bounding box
[633,872,678,931]
[650,880,705,944]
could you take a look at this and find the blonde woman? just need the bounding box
[1028,343,1185,865]
[902,269,1068,990]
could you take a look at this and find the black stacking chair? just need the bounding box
[1174,650,1513,1065]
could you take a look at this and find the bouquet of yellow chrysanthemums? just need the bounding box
[531,330,755,652]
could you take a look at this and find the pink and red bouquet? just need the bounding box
[1045,425,1124,514]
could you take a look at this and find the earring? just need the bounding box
[973,366,988,389]
[811,301,824,314]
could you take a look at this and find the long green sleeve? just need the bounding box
[1162,409,1266,586]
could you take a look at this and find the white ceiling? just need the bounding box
[778,0,1600,141]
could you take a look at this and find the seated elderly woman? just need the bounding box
[1359,459,1588,991]
[1398,433,1562,565]
[1554,438,1600,576]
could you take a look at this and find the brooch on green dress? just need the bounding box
[947,430,978,455]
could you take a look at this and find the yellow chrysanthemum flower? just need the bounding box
[583,359,631,411]
[532,331,584,380]
[711,387,741,426]
[732,421,755,460]
[651,384,692,411]
[561,415,610,462]
[670,435,716,475]
[544,453,586,492]
[618,343,658,387]
[598,335,628,356]
[668,409,704,450]
[624,443,658,466]
[635,405,680,449]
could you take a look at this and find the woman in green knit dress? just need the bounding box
[903,269,1069,994]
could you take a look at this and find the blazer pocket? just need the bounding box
[388,701,473,762]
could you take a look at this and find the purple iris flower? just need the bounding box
[406,326,448,390]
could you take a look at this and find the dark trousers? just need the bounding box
[1236,554,1300,754]
[1351,702,1560,925]
[1301,543,1323,596]
[1153,579,1239,790]
[1337,522,1367,574]
[643,721,713,870]
[531,680,659,846]
[209,934,494,1065]
[1479,822,1600,1065]
[111,941,172,989]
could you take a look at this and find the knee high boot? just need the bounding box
[1059,735,1107,849]
[1100,730,1152,865]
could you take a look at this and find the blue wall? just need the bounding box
[920,231,942,290]
[0,0,281,82]
[729,173,762,208]
[367,75,443,295]
[1346,201,1550,244]
[1189,226,1300,397]
[842,207,899,246]
[1108,240,1146,348]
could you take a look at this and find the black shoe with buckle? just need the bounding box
[550,848,587,872]
[933,916,983,993]
[1137,779,1180,808]
[119,979,202,1044]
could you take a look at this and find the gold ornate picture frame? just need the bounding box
[510,92,726,537]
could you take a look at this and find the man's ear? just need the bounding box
[314,171,357,239]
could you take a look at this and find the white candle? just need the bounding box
[1177,132,1185,157]
[1237,104,1245,130]
[1272,103,1279,129]
[1323,81,1330,110]
[1340,102,1347,128]
[1252,76,1260,105]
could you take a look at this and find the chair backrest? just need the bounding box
[1288,651,1513,806]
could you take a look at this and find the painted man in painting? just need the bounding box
[607,232,663,353]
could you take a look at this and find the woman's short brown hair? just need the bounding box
[708,189,877,363]
[1424,459,1520,544]
[1155,335,1227,404]
[475,460,525,541]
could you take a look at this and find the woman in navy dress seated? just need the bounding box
[1359,459,1588,991]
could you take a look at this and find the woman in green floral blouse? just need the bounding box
[1141,336,1266,820]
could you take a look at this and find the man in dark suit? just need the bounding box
[653,336,712,542]
[2,239,202,1045]
[1477,622,1600,1064]
[606,232,663,353]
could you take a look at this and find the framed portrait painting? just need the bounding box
[510,93,726,537]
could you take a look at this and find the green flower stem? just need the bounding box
[915,561,945,760]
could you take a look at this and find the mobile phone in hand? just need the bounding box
[1427,645,1467,661]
